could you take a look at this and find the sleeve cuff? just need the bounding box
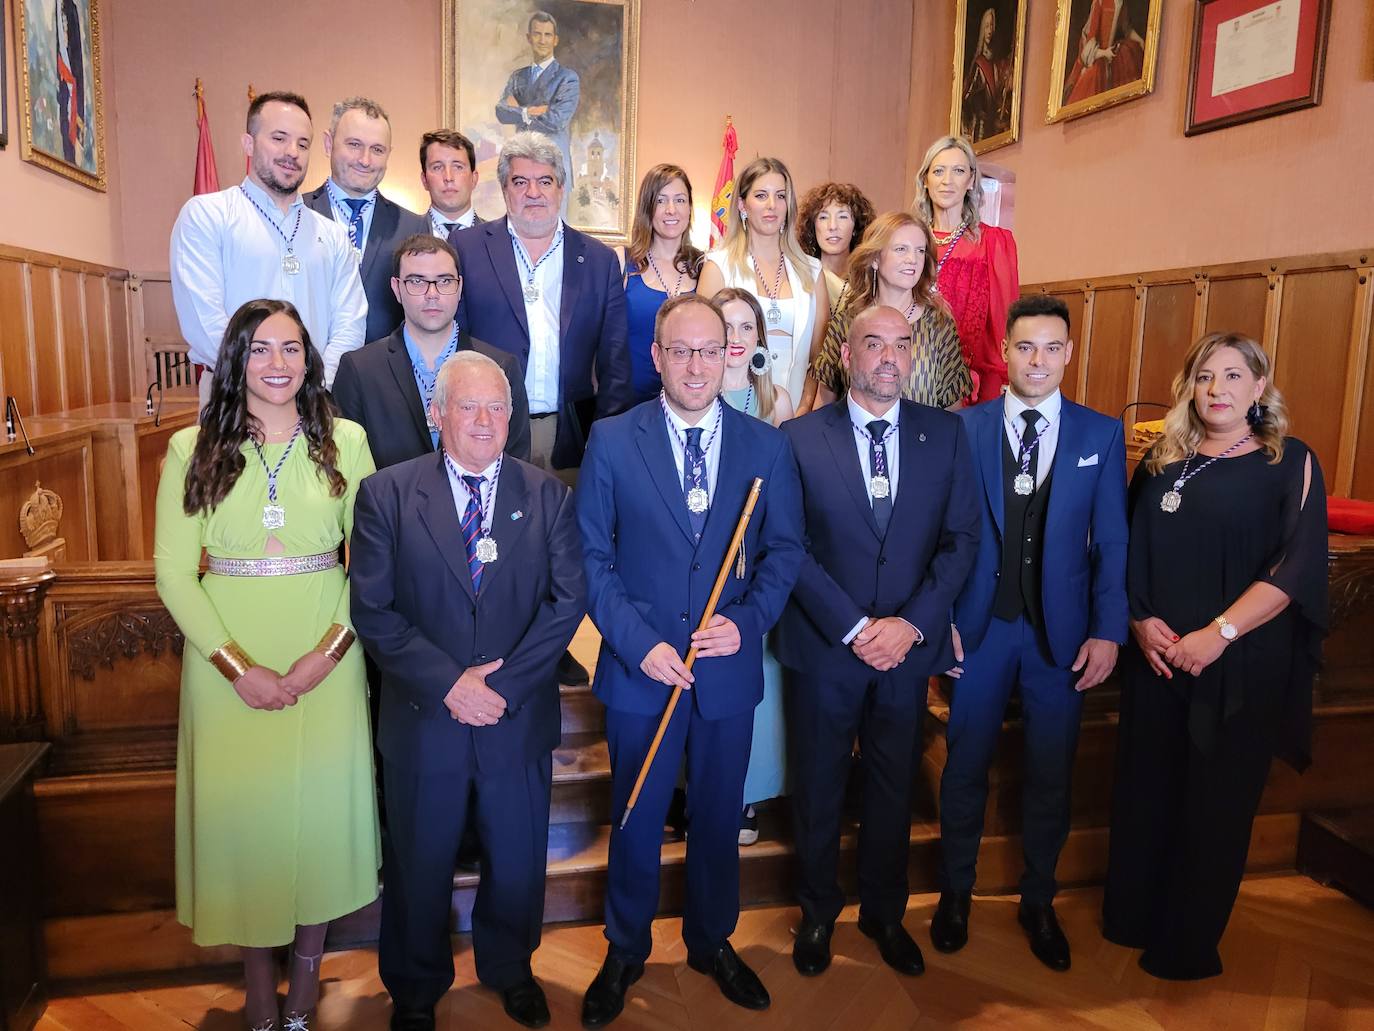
[842,616,869,645]
[898,618,924,645]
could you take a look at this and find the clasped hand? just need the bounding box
[640,615,741,690]
[444,658,507,726]
[852,617,918,672]
[232,648,338,711]
[1131,617,1227,678]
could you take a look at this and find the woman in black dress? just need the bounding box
[1102,332,1327,980]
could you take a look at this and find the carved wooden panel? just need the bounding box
[0,434,96,561]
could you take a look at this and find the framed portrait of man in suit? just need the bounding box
[1046,0,1163,124]
[951,0,1026,155]
[12,0,106,189]
[442,0,640,243]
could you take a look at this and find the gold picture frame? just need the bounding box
[13,0,107,191]
[441,0,640,244]
[951,0,1028,156]
[1047,0,1163,124]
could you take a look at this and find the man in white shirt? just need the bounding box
[304,97,428,344]
[170,91,367,393]
[419,129,483,239]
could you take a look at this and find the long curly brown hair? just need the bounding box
[182,299,346,515]
[797,182,876,260]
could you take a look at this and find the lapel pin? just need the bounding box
[577,255,585,263]
[919,433,926,442]
[511,510,523,520]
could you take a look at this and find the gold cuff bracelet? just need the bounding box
[208,641,254,683]
[317,623,356,663]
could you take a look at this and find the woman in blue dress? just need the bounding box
[715,287,793,844]
[618,164,704,402]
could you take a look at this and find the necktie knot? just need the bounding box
[461,474,485,495]
[684,427,703,450]
[1021,409,1042,429]
[866,419,890,442]
[444,222,459,235]
[344,198,368,216]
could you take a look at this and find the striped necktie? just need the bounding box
[461,474,485,590]
[343,197,367,252]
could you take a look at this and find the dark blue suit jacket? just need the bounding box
[350,452,586,773]
[777,399,981,682]
[953,396,1129,667]
[495,59,580,178]
[453,216,631,468]
[304,186,429,343]
[577,400,805,719]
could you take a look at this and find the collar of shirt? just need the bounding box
[441,451,501,531]
[531,57,554,76]
[846,392,900,431]
[1002,388,1062,487]
[846,392,901,500]
[402,322,460,382]
[1003,388,1062,427]
[508,219,565,269]
[429,207,474,236]
[239,176,303,220]
[325,178,378,211]
[662,397,724,496]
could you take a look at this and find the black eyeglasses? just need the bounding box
[656,344,724,365]
[399,275,461,296]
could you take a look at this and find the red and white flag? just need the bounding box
[709,118,738,248]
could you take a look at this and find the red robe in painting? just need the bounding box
[1063,0,1145,104]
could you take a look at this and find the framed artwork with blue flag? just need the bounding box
[442,0,640,243]
[13,0,106,189]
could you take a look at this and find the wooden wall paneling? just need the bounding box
[83,275,115,406]
[1333,267,1373,497]
[58,271,91,411]
[1081,286,1136,420]
[0,430,97,561]
[110,277,135,403]
[1136,280,1199,413]
[29,266,65,414]
[1352,280,1374,501]
[1273,268,1359,478]
[1190,276,1210,343]
[1047,290,1086,402]
[1203,272,1268,341]
[0,259,36,413]
[1123,284,1147,421]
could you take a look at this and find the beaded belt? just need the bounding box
[205,551,339,577]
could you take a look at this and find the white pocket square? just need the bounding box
[1077,454,1099,467]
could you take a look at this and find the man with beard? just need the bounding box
[778,305,979,980]
[305,97,429,344]
[575,295,804,1026]
[171,91,367,393]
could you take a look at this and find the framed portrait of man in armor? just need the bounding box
[951,0,1027,155]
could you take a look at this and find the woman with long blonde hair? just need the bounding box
[802,211,970,413]
[913,135,1018,402]
[1103,332,1328,981]
[698,157,829,409]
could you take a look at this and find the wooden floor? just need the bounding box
[36,874,1374,1030]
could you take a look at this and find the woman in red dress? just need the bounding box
[913,135,1019,402]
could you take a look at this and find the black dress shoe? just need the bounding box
[502,977,550,1028]
[686,942,770,1010]
[558,651,591,686]
[390,1007,436,1031]
[581,954,644,1028]
[930,891,971,953]
[857,915,926,976]
[793,920,833,976]
[1018,901,1071,971]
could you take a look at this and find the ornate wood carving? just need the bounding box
[0,570,57,740]
[65,608,183,681]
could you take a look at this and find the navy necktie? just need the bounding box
[867,419,893,537]
[1020,409,1042,486]
[460,474,485,590]
[343,197,367,252]
[683,426,706,538]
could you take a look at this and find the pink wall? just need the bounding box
[0,6,123,266]
[107,0,914,274]
[906,2,1374,285]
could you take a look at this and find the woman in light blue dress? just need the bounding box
[714,287,794,844]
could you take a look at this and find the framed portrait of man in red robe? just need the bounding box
[1047,0,1163,124]
[951,0,1027,155]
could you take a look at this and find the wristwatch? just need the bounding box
[1213,615,1238,641]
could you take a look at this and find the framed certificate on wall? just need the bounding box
[1185,0,1331,136]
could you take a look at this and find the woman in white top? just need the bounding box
[698,157,828,410]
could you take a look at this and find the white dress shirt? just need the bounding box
[429,206,477,238]
[1002,389,1062,489]
[662,397,724,497]
[170,178,368,387]
[443,452,501,535]
[510,221,565,415]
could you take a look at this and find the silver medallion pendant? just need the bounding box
[686,486,710,514]
[766,304,782,325]
[523,282,540,303]
[1014,472,1034,496]
[262,504,286,530]
[281,254,301,276]
[1160,490,1183,514]
[475,535,499,564]
[870,474,891,500]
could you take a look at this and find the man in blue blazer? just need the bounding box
[350,351,586,1031]
[495,11,581,211]
[452,131,631,476]
[576,295,804,1027]
[932,294,1128,972]
[778,305,980,980]
[304,97,428,344]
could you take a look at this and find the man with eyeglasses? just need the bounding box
[334,234,530,468]
[575,295,804,1027]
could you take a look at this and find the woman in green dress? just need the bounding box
[154,299,379,1031]
[801,211,972,415]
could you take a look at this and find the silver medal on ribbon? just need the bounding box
[475,535,499,564]
[766,304,781,325]
[870,474,890,500]
[262,504,286,530]
[281,254,301,276]
[523,282,540,303]
[1160,490,1182,514]
[1014,472,1034,496]
[686,486,709,514]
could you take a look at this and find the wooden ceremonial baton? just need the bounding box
[617,477,765,831]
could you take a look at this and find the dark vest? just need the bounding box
[992,436,1052,627]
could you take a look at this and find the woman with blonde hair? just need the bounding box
[914,135,1018,401]
[802,211,971,413]
[1102,332,1327,981]
[698,156,829,409]
[618,163,704,402]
